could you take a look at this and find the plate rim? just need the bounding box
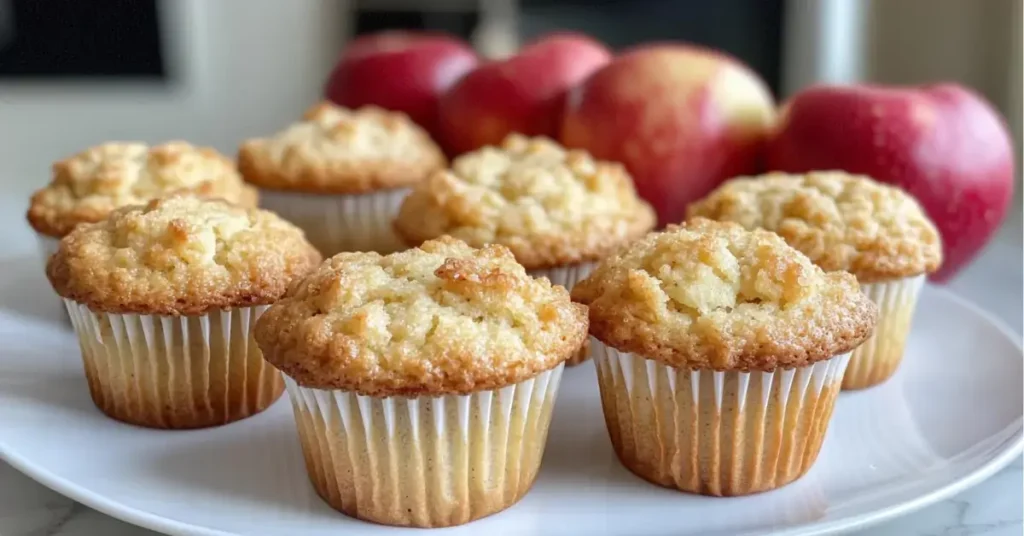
[2,284,1022,536]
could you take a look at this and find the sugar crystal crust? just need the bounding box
[686,171,942,282]
[255,236,589,395]
[28,141,258,238]
[572,218,877,371]
[394,134,656,269]
[238,102,446,194]
[47,195,321,315]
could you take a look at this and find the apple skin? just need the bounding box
[437,32,612,156]
[765,83,1015,282]
[324,31,479,138]
[560,44,776,228]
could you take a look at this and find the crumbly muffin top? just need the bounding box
[686,171,942,282]
[571,218,877,371]
[393,134,657,269]
[47,195,322,316]
[27,141,259,238]
[254,236,589,396]
[237,102,446,194]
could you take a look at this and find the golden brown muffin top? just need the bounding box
[254,236,589,396]
[686,171,942,282]
[571,218,877,371]
[393,134,657,270]
[27,141,259,238]
[47,195,322,316]
[237,102,446,194]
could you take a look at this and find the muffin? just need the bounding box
[394,134,656,364]
[46,195,321,429]
[238,102,446,255]
[254,236,587,527]
[571,218,877,496]
[27,141,258,284]
[687,171,942,389]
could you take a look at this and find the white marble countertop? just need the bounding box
[1,212,1021,535]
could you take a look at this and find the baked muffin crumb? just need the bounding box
[254,236,589,396]
[394,134,656,269]
[27,141,258,238]
[47,195,322,315]
[686,171,942,282]
[572,218,877,371]
[237,102,446,194]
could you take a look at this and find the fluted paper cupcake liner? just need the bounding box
[64,300,283,429]
[285,364,565,528]
[842,275,926,390]
[530,262,596,366]
[259,188,408,256]
[592,341,850,496]
[528,262,596,291]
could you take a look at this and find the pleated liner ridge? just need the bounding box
[259,188,408,256]
[529,262,595,366]
[64,300,283,429]
[843,274,925,390]
[285,363,565,528]
[593,342,850,496]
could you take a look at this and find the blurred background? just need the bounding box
[0,2,1021,532]
[0,0,1020,263]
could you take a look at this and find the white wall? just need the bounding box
[864,0,1021,182]
[0,0,348,200]
[785,0,1022,222]
[865,0,1018,105]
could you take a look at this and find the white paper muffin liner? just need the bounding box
[284,363,565,528]
[592,340,850,496]
[64,300,283,429]
[843,274,926,390]
[259,188,408,256]
[530,262,596,366]
[528,261,596,292]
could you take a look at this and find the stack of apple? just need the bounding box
[325,31,1015,282]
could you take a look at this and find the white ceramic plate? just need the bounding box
[0,275,1021,536]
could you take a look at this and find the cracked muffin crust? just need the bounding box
[47,195,322,316]
[571,218,877,371]
[254,236,589,396]
[27,141,258,238]
[686,171,942,283]
[393,134,657,269]
[237,102,446,194]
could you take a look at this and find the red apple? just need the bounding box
[324,31,478,138]
[765,83,1015,282]
[437,32,612,156]
[561,44,776,227]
